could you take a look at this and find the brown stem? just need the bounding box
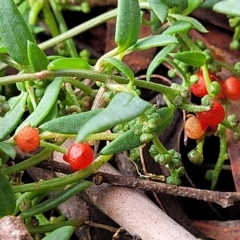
[94,172,240,208]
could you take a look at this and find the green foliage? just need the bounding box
[0,171,16,216]
[0,0,35,65]
[115,0,140,52]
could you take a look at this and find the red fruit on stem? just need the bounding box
[190,72,208,97]
[63,143,94,171]
[184,115,205,140]
[190,71,225,99]
[197,99,225,130]
[15,126,40,152]
[222,76,240,100]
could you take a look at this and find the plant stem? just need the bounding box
[40,141,67,154]
[49,0,78,57]
[65,78,94,96]
[11,154,112,192]
[152,133,168,154]
[26,219,83,234]
[2,148,53,175]
[210,125,228,190]
[38,8,118,50]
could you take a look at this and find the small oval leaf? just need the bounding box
[42,226,75,240]
[0,0,36,65]
[39,109,103,134]
[149,0,169,23]
[115,0,140,52]
[169,13,208,33]
[162,21,192,35]
[172,51,206,67]
[213,0,240,17]
[28,41,49,72]
[184,0,201,16]
[0,170,16,216]
[48,58,92,70]
[0,142,16,159]
[102,57,134,86]
[147,43,177,81]
[100,129,142,155]
[129,35,178,51]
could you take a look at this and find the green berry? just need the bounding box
[166,176,181,185]
[204,169,213,181]
[140,133,154,143]
[188,149,203,165]
[209,81,221,97]
[230,40,240,50]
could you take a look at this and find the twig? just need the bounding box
[94,172,240,208]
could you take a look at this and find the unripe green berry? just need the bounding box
[172,96,183,107]
[166,176,181,185]
[168,69,177,78]
[80,96,93,110]
[140,133,154,143]
[35,88,45,98]
[229,17,240,28]
[201,95,213,107]
[190,74,199,84]
[1,102,10,113]
[19,199,32,212]
[204,169,213,181]
[195,38,207,50]
[180,86,189,98]
[209,81,221,97]
[67,105,81,114]
[130,148,140,161]
[79,49,91,59]
[81,2,91,13]
[188,149,203,165]
[149,144,159,157]
[227,114,239,127]
[230,40,240,50]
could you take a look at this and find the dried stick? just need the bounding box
[94,172,240,208]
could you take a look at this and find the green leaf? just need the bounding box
[149,0,169,23]
[213,0,240,17]
[147,43,177,81]
[129,35,178,51]
[0,142,16,159]
[77,92,152,142]
[172,51,206,67]
[115,0,140,52]
[0,0,36,65]
[48,58,92,70]
[102,57,135,86]
[27,41,49,72]
[169,14,208,33]
[42,226,75,240]
[100,129,142,155]
[162,21,192,35]
[200,0,224,9]
[16,77,63,132]
[156,107,174,135]
[0,170,16,216]
[39,109,103,134]
[0,92,28,141]
[184,0,202,16]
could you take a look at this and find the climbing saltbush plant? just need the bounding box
[0,0,240,238]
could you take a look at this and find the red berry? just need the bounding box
[222,76,240,100]
[63,143,94,171]
[15,126,40,152]
[190,71,208,97]
[197,100,225,130]
[184,115,205,140]
[190,71,224,99]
